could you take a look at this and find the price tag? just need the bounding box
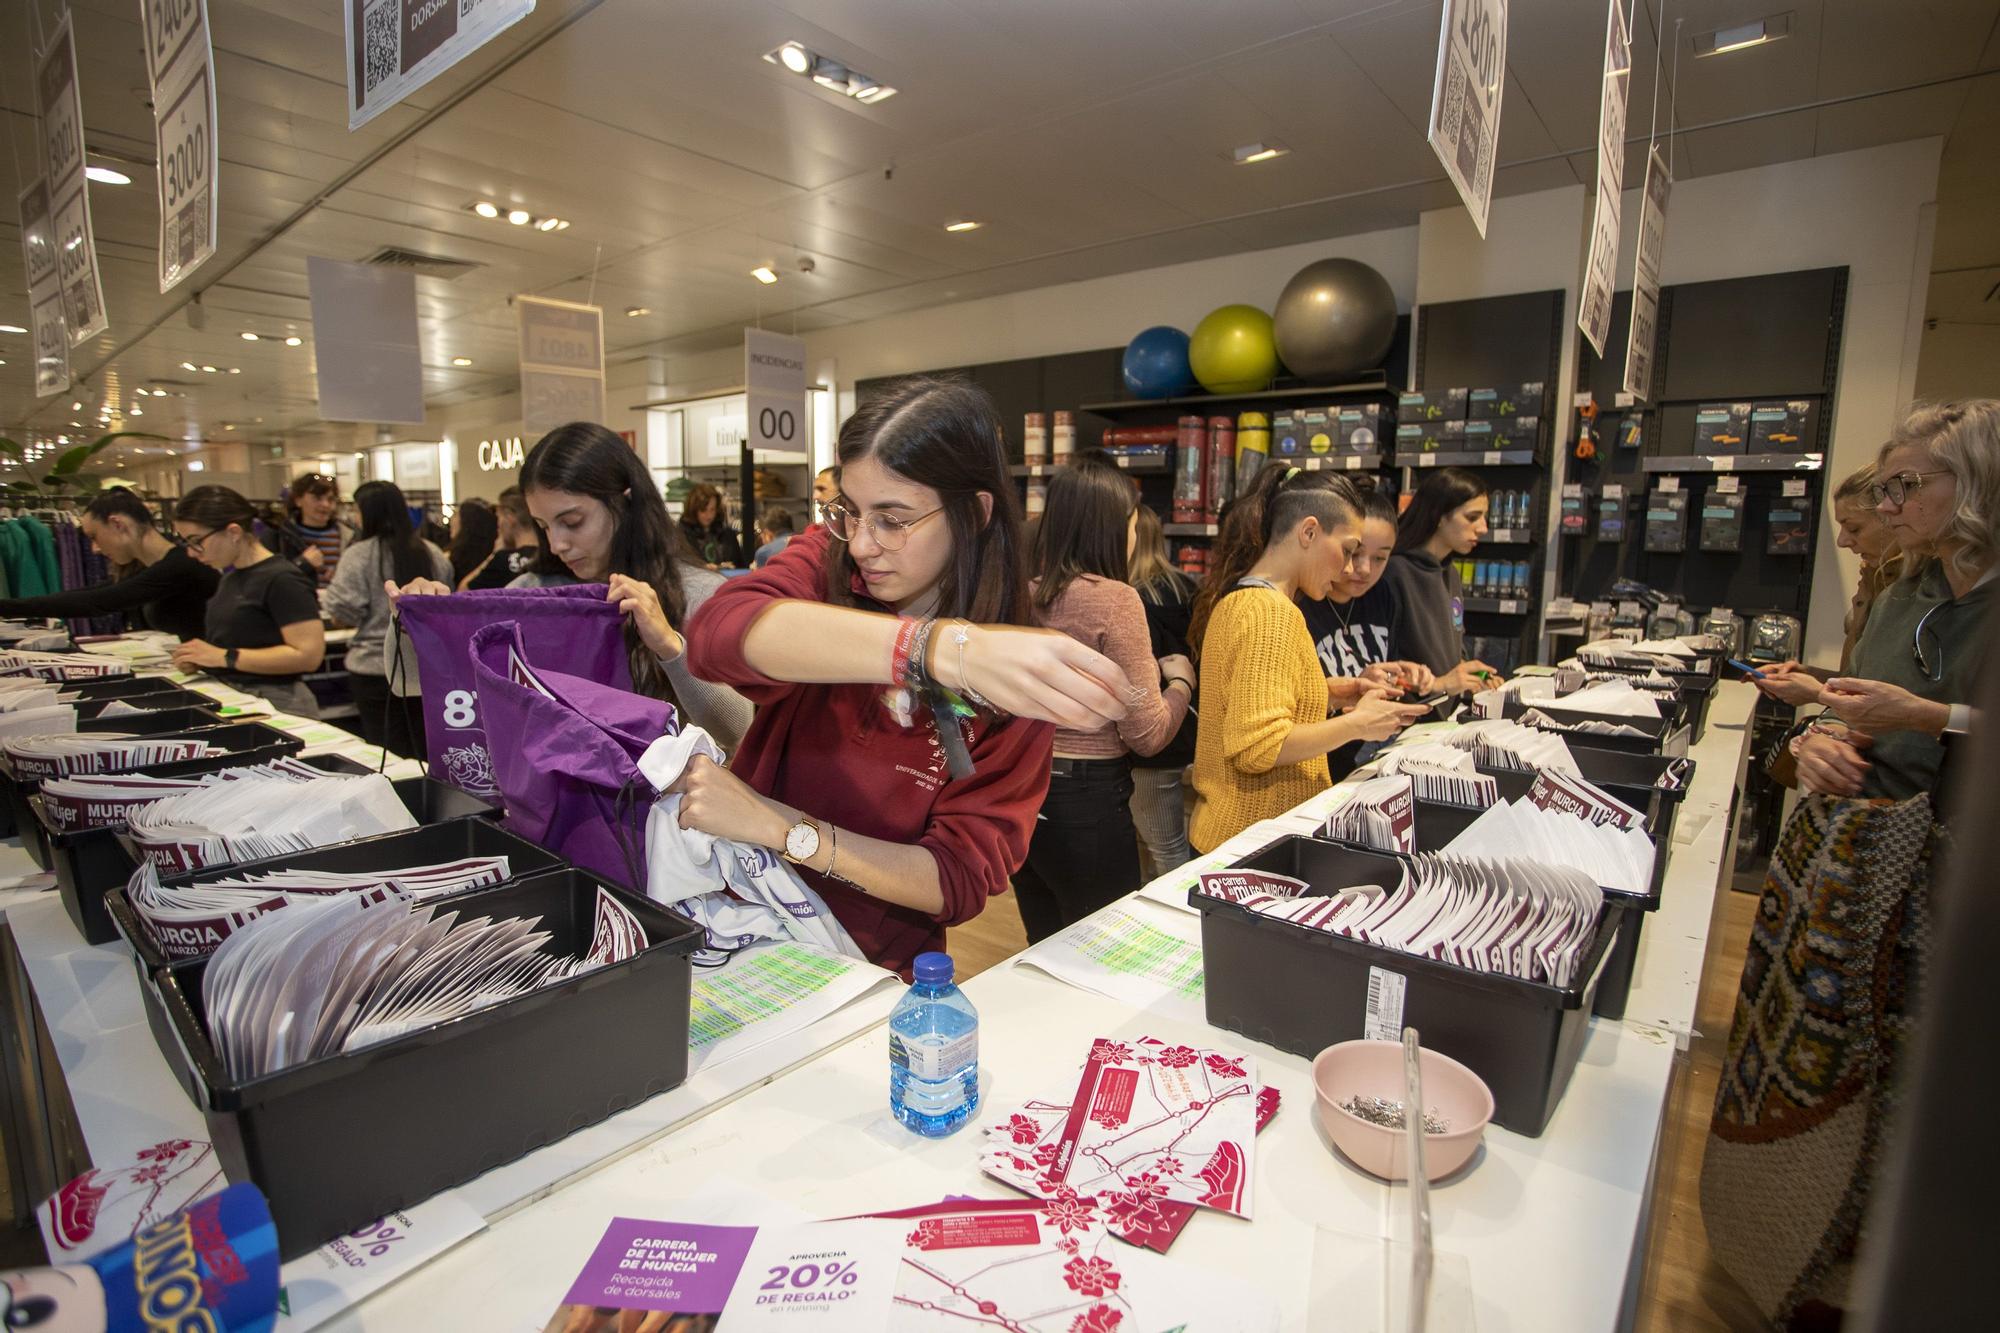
[1603,483,1624,500]
[1715,475,1741,494]
[1562,483,1584,498]
[1113,455,1131,468]
[1712,456,1736,472]
[1500,599,1523,614]
[1482,450,1503,466]
[1614,391,1635,408]
[1658,476,1679,492]
[1343,456,1365,470]
[1419,454,1439,468]
[1573,391,1594,410]
[1783,478,1808,497]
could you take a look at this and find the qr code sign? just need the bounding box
[363,3,399,93]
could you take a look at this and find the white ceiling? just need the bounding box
[2,0,1997,465]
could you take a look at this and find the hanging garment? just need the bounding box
[635,727,863,963]
[397,583,634,796]
[14,515,61,597]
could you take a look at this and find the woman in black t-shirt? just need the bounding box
[0,488,217,639]
[170,486,327,717]
[459,487,544,590]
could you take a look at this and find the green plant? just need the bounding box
[0,431,166,498]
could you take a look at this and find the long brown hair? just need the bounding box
[827,377,1031,626]
[1127,502,1184,603]
[1189,465,1362,652]
[1031,451,1136,610]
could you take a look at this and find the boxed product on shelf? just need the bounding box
[1292,407,1334,457]
[1397,387,1468,421]
[139,870,704,1260]
[1691,402,1752,454]
[1467,381,1547,419]
[1746,399,1818,452]
[1193,835,1624,1135]
[1334,404,1391,453]
[1271,409,1303,458]
[1461,416,1543,452]
[1767,495,1814,554]
[1100,443,1172,469]
[1394,419,1468,453]
[1700,490,1746,552]
[1644,489,1689,552]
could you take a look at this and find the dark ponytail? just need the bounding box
[352,480,434,587]
[174,485,258,533]
[1395,467,1487,553]
[1189,466,1362,653]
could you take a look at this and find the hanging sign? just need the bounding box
[345,0,536,130]
[140,0,220,292]
[1426,0,1509,238]
[743,328,808,454]
[38,13,110,347]
[1578,0,1632,357]
[16,179,70,397]
[1622,144,1672,402]
[517,295,605,435]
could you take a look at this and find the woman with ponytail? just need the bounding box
[1188,467,1428,852]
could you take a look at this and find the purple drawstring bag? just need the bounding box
[468,620,676,889]
[396,585,631,796]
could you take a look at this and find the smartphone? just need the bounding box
[1725,658,1768,681]
[1409,691,1454,710]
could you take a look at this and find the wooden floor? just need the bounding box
[955,883,1774,1332]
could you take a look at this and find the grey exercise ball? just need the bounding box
[1272,258,1398,381]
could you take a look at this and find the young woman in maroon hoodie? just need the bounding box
[679,378,1134,974]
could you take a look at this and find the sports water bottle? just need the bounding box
[889,951,980,1137]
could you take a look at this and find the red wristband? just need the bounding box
[890,616,919,685]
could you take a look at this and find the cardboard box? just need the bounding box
[1692,402,1752,455]
[1747,399,1818,452]
[1334,404,1390,453]
[1398,387,1468,421]
[1468,381,1547,419]
[1396,419,1468,452]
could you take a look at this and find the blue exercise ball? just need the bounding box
[1121,326,1194,399]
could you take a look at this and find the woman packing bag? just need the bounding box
[323,480,451,759]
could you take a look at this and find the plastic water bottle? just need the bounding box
[889,951,979,1137]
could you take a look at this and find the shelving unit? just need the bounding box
[1076,373,1392,415]
[1463,597,1533,615]
[1396,447,1544,469]
[1483,528,1535,544]
[1640,452,1824,474]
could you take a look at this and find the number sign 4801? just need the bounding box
[1457,0,1503,92]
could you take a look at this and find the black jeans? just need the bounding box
[1013,757,1139,945]
[346,671,428,760]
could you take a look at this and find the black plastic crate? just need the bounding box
[1194,835,1623,1135]
[74,686,222,721]
[1499,694,1690,757]
[1581,663,1717,742]
[51,764,501,946]
[144,870,701,1259]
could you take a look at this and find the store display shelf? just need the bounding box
[1272,452,1384,472]
[1077,376,1392,415]
[1162,522,1219,537]
[1396,448,1543,468]
[1464,597,1534,615]
[1009,456,1173,477]
[1483,528,1535,544]
[1641,452,1824,473]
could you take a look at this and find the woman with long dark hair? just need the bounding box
[0,488,218,639]
[1125,501,1200,876]
[169,485,326,716]
[678,482,744,569]
[459,487,541,590]
[389,423,751,749]
[1187,466,1428,853]
[1383,466,1504,693]
[325,480,450,756]
[676,377,1133,973]
[1010,453,1194,940]
[445,499,497,587]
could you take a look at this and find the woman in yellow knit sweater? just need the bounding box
[1186,468,1430,852]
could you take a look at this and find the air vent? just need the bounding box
[361,247,483,280]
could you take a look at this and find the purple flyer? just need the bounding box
[546,1218,757,1330]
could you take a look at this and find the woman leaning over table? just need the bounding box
[169,485,327,717]
[676,376,1134,975]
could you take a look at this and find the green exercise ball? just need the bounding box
[1189,304,1279,395]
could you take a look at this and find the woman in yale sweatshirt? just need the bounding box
[1382,467,1506,694]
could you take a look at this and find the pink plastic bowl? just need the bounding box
[1311,1040,1494,1181]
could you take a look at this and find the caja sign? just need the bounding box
[477,435,525,471]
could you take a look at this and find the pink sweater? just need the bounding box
[1032,574,1188,759]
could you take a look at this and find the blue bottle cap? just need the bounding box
[913,952,954,985]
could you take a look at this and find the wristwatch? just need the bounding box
[223,647,239,671]
[782,816,822,865]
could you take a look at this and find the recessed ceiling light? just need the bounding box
[751,266,779,285]
[625,306,650,317]
[764,41,895,104]
[473,201,500,219]
[507,209,531,226]
[71,400,82,411]
[181,361,197,370]
[0,324,25,335]
[853,85,897,104]
[201,365,217,373]
[1230,142,1290,165]
[227,366,240,374]
[536,216,561,232]
[241,331,259,341]
[84,165,132,185]
[285,335,302,346]
[774,41,811,74]
[223,423,235,430]
[1694,13,1792,56]
[129,406,142,417]
[451,356,473,366]
[944,220,982,233]
[554,219,570,231]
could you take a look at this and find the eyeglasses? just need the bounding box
[821,500,944,551]
[181,528,224,556]
[1867,469,1950,507]
[1913,601,1947,682]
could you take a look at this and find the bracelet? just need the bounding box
[824,822,842,884]
[947,621,995,710]
[906,616,938,691]
[890,616,920,685]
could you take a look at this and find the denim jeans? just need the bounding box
[1013,757,1138,945]
[1129,764,1192,879]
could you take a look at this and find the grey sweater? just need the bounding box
[1382,550,1466,675]
[324,536,452,692]
[509,564,753,751]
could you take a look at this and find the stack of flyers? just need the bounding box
[1517,708,1651,739]
[0,701,76,739]
[1530,677,1662,718]
[1575,637,1696,671]
[2,732,214,780]
[203,888,649,1078]
[1443,776,1655,895]
[1439,717,1579,773]
[1375,745,1502,809]
[0,622,69,650]
[0,649,132,680]
[980,1035,1279,1253]
[1193,868,1310,905]
[126,854,515,960]
[39,757,324,832]
[1219,853,1604,987]
[1321,774,1414,851]
[127,772,418,873]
